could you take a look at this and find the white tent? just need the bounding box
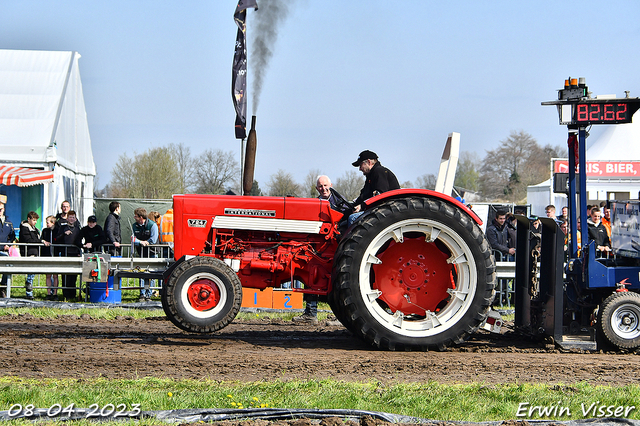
[0,49,95,226]
[527,115,640,216]
[527,179,568,217]
[587,121,640,160]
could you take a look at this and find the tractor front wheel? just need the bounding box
[162,256,242,333]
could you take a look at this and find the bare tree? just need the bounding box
[169,143,192,193]
[303,168,323,198]
[542,143,568,159]
[415,173,437,190]
[479,130,556,202]
[109,153,137,198]
[108,147,182,199]
[136,147,182,198]
[249,180,262,196]
[267,169,301,197]
[454,151,480,192]
[334,170,362,202]
[192,149,239,195]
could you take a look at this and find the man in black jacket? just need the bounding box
[104,201,122,256]
[19,211,40,299]
[351,150,400,214]
[79,215,106,253]
[486,210,515,261]
[54,210,81,300]
[587,207,611,254]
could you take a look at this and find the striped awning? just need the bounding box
[0,165,54,187]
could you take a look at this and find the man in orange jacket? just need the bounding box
[159,209,174,257]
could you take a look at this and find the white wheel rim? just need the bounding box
[358,218,478,338]
[610,302,640,340]
[180,272,228,319]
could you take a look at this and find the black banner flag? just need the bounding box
[232,0,257,139]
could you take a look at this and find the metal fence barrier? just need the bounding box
[12,242,173,258]
[1,246,517,304]
[0,243,173,299]
[492,250,516,307]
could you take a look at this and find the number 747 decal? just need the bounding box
[187,219,207,228]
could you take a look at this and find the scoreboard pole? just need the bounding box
[565,125,588,259]
[567,128,577,257]
[577,126,588,258]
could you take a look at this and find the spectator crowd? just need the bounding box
[483,202,616,307]
[0,197,174,301]
[485,202,614,263]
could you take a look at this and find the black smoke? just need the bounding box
[249,0,295,114]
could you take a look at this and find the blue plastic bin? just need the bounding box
[89,276,122,303]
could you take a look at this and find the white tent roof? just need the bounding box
[0,49,95,176]
[587,115,640,160]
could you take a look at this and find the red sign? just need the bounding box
[554,160,640,178]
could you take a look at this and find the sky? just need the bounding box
[2,0,640,191]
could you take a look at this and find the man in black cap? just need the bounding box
[351,150,400,213]
[79,215,107,253]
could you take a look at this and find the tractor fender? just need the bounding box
[361,188,483,226]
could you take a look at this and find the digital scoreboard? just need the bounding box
[575,101,635,124]
[542,78,640,126]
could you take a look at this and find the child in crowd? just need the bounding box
[18,211,41,300]
[41,215,59,300]
[148,211,161,227]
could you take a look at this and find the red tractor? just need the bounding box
[161,188,496,350]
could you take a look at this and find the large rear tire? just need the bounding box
[332,197,495,350]
[162,256,242,333]
[598,291,640,349]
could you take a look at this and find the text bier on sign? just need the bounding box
[553,160,640,178]
[610,201,640,258]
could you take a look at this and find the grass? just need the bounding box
[0,302,338,322]
[0,306,161,320]
[0,306,338,322]
[4,274,161,303]
[0,378,639,423]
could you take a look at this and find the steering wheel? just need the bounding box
[330,187,355,213]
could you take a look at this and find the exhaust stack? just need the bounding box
[243,115,257,195]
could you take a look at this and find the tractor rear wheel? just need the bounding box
[598,291,640,349]
[162,256,242,333]
[332,197,495,350]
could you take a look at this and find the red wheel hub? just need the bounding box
[187,278,221,311]
[372,237,453,316]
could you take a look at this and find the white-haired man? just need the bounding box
[293,175,342,324]
[316,175,340,209]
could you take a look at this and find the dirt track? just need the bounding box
[1,313,639,385]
